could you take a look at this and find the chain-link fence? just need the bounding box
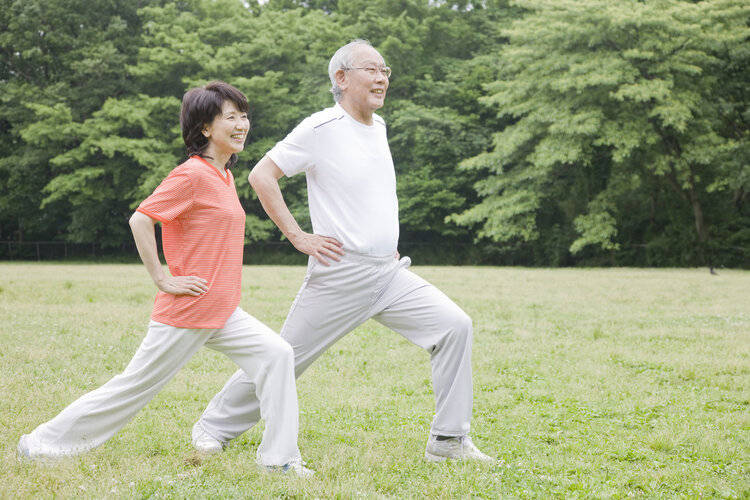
[0,241,126,261]
[8,240,741,267]
[0,240,486,265]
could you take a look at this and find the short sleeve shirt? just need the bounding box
[267,104,399,256]
[136,156,246,329]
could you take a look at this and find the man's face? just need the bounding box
[338,45,389,114]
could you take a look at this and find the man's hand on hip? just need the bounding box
[289,232,344,265]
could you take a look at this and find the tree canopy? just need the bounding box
[1,0,747,267]
[452,0,749,266]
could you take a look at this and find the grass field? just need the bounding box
[1,263,748,498]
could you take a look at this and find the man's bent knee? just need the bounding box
[446,309,473,343]
[427,308,472,357]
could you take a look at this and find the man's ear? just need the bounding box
[335,69,348,91]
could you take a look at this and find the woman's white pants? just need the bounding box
[21,307,300,466]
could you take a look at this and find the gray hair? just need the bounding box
[328,39,373,102]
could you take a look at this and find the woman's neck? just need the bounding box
[200,146,230,177]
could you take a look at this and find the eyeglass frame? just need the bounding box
[344,65,392,78]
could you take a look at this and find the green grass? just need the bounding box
[1,263,748,498]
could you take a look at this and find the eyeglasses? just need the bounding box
[346,66,392,78]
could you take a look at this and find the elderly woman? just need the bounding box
[17,81,312,477]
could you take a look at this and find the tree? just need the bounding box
[453,0,750,266]
[0,0,156,242]
[27,0,352,244]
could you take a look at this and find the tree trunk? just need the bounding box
[686,166,712,267]
[666,166,710,267]
[688,185,709,263]
[688,191,707,243]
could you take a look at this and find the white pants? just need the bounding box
[23,307,300,466]
[197,254,473,443]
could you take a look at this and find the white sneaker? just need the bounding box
[191,422,223,455]
[263,458,315,478]
[424,434,496,463]
[17,433,63,462]
[17,434,34,460]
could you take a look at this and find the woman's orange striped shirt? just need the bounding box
[137,156,246,329]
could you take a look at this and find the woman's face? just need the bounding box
[203,100,250,156]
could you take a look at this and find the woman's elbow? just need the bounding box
[129,211,148,229]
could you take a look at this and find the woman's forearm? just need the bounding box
[129,211,167,287]
[129,211,208,296]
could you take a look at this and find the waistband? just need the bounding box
[342,248,398,263]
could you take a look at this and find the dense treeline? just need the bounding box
[1,0,747,267]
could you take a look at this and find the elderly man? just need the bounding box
[192,39,494,463]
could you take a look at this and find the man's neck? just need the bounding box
[338,99,374,126]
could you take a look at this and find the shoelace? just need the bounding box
[283,459,309,470]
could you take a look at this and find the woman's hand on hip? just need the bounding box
[155,275,209,296]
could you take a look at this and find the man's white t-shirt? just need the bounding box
[267,103,399,256]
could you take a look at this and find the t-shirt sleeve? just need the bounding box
[136,169,194,223]
[266,119,316,177]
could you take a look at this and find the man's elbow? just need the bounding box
[248,167,272,193]
[249,156,283,193]
[247,168,260,190]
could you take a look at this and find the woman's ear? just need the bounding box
[202,125,211,138]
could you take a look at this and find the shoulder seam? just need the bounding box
[312,115,344,130]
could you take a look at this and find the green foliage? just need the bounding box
[455,0,750,266]
[0,0,157,242]
[389,102,485,237]
[0,0,746,266]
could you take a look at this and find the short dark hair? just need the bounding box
[180,81,250,168]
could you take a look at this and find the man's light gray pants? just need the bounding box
[22,308,300,466]
[198,253,473,442]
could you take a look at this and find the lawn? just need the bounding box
[1,263,748,498]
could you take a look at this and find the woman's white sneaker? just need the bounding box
[16,433,65,462]
[17,434,34,460]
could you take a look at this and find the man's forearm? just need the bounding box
[249,161,305,243]
[249,156,343,264]
[255,179,302,240]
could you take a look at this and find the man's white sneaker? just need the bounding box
[424,434,496,463]
[191,422,223,455]
[263,458,315,477]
